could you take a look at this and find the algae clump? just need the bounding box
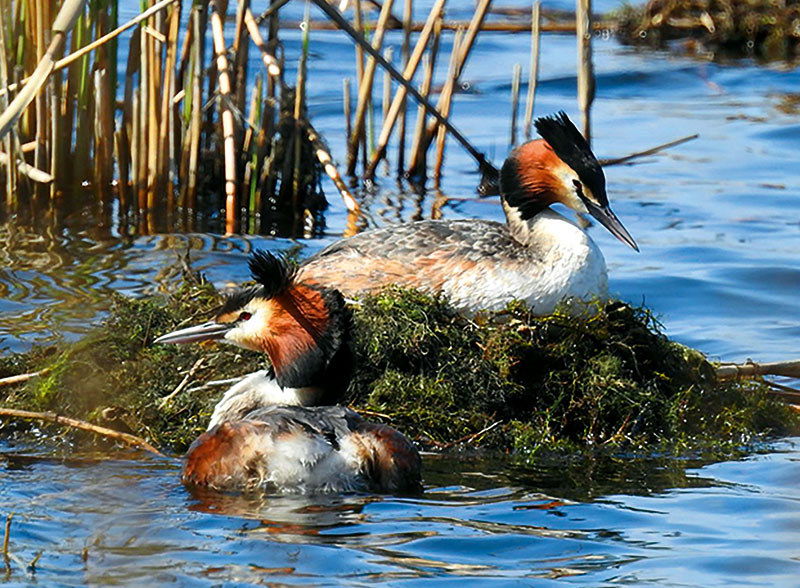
[0,277,796,457]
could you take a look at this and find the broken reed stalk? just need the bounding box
[289,18,614,33]
[576,0,594,143]
[0,151,52,184]
[716,359,800,382]
[292,2,310,231]
[244,75,262,232]
[433,27,463,184]
[510,63,521,146]
[356,0,447,179]
[303,119,360,213]
[160,3,181,222]
[209,0,238,235]
[0,0,181,99]
[34,0,47,203]
[184,5,205,222]
[409,20,441,177]
[407,0,490,178]
[0,370,50,388]
[346,0,395,176]
[232,0,250,120]
[343,78,352,143]
[0,0,85,142]
[382,46,393,176]
[600,133,699,166]
[0,407,164,456]
[244,8,282,77]
[2,513,10,558]
[523,0,541,140]
[0,5,15,203]
[396,0,413,175]
[352,0,367,172]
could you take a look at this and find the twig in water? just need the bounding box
[28,551,42,571]
[601,134,699,167]
[2,513,10,558]
[766,380,800,405]
[0,408,163,456]
[432,421,503,450]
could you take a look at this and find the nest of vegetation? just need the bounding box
[0,270,796,458]
[615,0,800,60]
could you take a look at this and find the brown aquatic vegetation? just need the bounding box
[615,0,800,60]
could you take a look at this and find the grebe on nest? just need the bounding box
[298,112,638,315]
[155,251,421,494]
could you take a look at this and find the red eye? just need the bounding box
[238,312,252,322]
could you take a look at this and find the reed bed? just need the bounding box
[0,0,604,236]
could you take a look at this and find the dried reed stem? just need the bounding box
[287,18,610,33]
[510,63,521,145]
[0,152,52,183]
[292,3,311,230]
[343,78,352,146]
[210,0,239,235]
[0,407,164,456]
[576,0,594,143]
[2,513,10,558]
[433,27,462,183]
[346,0,395,176]
[304,119,360,213]
[396,0,412,175]
[244,8,282,77]
[716,359,800,381]
[382,46,393,175]
[600,133,699,166]
[360,0,446,178]
[0,5,16,202]
[409,20,440,177]
[410,0,490,175]
[523,0,541,140]
[0,0,84,142]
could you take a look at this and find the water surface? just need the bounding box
[1,0,800,584]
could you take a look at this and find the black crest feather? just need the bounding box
[216,251,296,318]
[248,250,297,299]
[534,111,608,206]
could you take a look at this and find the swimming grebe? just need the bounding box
[154,251,421,494]
[297,112,638,315]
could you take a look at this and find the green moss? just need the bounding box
[346,291,799,455]
[0,277,797,459]
[0,276,265,452]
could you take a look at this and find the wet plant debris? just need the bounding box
[0,273,796,457]
[615,0,800,60]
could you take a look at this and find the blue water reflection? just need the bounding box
[1,0,800,584]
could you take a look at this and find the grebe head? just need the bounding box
[500,111,638,251]
[154,250,351,391]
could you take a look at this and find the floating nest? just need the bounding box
[0,268,796,457]
[616,0,800,60]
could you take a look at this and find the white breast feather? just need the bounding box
[207,370,322,430]
[265,434,364,493]
[441,209,608,314]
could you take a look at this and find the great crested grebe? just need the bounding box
[154,251,421,494]
[297,112,638,315]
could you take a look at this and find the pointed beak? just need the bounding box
[153,321,232,345]
[583,199,639,252]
